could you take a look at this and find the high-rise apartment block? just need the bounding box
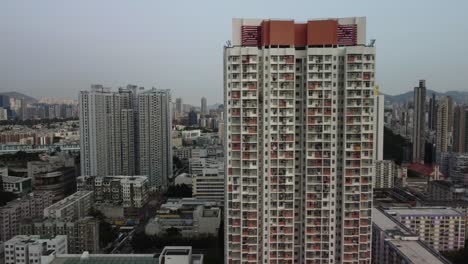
[453,105,468,153]
[412,80,426,163]
[138,88,172,190]
[225,17,375,264]
[373,160,396,189]
[436,96,452,161]
[79,85,172,190]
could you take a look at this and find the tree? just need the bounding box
[165,227,181,238]
[165,184,192,198]
[0,191,18,206]
[173,156,183,169]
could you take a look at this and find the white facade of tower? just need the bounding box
[138,89,173,190]
[225,18,375,264]
[374,94,384,161]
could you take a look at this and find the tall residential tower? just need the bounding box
[412,80,426,163]
[225,17,375,264]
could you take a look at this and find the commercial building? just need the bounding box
[192,168,225,202]
[385,207,465,252]
[453,105,468,153]
[0,192,53,243]
[43,191,93,220]
[20,217,99,254]
[3,235,67,264]
[373,160,396,189]
[225,17,375,263]
[145,198,221,237]
[412,80,426,163]
[1,176,32,194]
[77,175,149,208]
[137,88,173,190]
[27,155,77,202]
[372,208,451,264]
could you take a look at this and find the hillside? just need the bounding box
[382,90,468,104]
[0,91,37,104]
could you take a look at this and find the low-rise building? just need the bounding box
[43,191,93,220]
[2,176,32,194]
[0,192,53,243]
[384,207,465,252]
[45,246,203,264]
[4,235,67,264]
[77,175,149,208]
[372,207,451,264]
[27,155,77,202]
[145,198,221,237]
[20,217,99,254]
[192,168,224,202]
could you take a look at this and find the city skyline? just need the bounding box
[2,1,468,105]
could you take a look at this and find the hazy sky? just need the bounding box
[1,0,467,105]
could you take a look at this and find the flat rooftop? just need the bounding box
[388,239,448,264]
[1,175,30,183]
[51,255,159,264]
[386,207,463,217]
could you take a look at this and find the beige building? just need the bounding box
[43,191,93,220]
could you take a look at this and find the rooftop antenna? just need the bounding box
[225,40,232,48]
[369,39,376,47]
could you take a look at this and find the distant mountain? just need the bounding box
[382,90,468,104]
[0,92,38,104]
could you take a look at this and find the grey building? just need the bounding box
[412,80,426,163]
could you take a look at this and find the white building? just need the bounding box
[43,191,93,220]
[192,168,224,202]
[225,17,375,263]
[4,235,67,264]
[138,88,173,190]
[373,91,384,161]
[373,160,397,189]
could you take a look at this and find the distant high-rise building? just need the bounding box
[176,97,183,114]
[20,98,28,121]
[428,93,437,130]
[0,94,10,119]
[436,96,452,160]
[412,80,426,163]
[138,88,173,190]
[188,109,198,126]
[201,96,207,115]
[225,17,375,264]
[453,105,468,153]
[79,85,172,190]
[79,85,136,177]
[374,91,384,161]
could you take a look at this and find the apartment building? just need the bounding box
[429,180,467,201]
[412,80,426,163]
[76,175,149,208]
[373,160,396,189]
[2,176,32,194]
[79,85,137,177]
[453,105,468,153]
[0,192,53,243]
[43,191,93,220]
[3,235,67,264]
[385,207,465,252]
[372,208,451,264]
[225,17,375,263]
[20,217,99,254]
[138,88,173,190]
[435,96,453,162]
